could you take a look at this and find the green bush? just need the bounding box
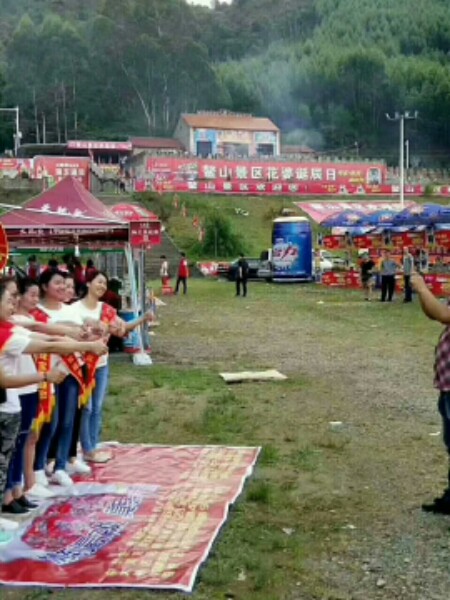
[201,211,247,258]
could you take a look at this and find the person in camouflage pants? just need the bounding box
[0,413,21,506]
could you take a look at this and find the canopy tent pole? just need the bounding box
[124,243,152,366]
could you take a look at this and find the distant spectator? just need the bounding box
[26,255,40,281]
[360,253,375,301]
[160,255,169,286]
[175,253,189,295]
[236,254,249,298]
[85,259,96,281]
[380,250,398,302]
[403,247,414,303]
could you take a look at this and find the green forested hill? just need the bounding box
[0,0,450,165]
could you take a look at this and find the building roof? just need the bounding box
[281,145,316,155]
[181,113,279,132]
[130,137,184,150]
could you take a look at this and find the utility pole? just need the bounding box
[386,111,418,208]
[0,106,21,156]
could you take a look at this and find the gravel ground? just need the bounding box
[156,282,450,599]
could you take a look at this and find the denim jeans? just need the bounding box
[6,392,39,489]
[80,365,109,454]
[34,389,59,472]
[54,376,80,471]
[0,412,21,503]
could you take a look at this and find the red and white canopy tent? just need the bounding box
[0,176,128,250]
[0,177,155,365]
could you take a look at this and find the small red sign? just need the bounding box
[129,221,161,248]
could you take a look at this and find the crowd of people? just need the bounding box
[359,248,416,303]
[0,258,153,544]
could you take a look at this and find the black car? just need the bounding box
[226,258,264,281]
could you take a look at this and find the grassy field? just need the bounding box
[4,278,450,600]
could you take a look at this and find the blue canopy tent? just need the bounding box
[358,209,397,228]
[320,209,365,229]
[392,203,446,226]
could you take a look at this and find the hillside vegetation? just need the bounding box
[0,0,449,164]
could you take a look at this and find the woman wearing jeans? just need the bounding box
[0,278,106,541]
[32,269,106,488]
[73,270,153,463]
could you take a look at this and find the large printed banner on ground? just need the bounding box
[0,444,260,592]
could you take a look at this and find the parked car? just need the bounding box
[317,250,355,271]
[226,257,268,281]
[317,250,333,272]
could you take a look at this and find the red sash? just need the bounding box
[0,321,14,351]
[29,307,55,434]
[32,306,87,408]
[83,303,116,402]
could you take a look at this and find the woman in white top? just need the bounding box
[73,270,152,463]
[0,278,107,530]
[8,278,50,502]
[32,269,104,488]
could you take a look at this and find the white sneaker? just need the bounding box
[50,470,73,487]
[34,470,50,488]
[66,459,91,476]
[45,460,55,477]
[26,483,57,499]
[0,517,19,531]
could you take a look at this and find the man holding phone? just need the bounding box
[412,272,450,513]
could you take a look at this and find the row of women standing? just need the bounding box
[0,268,149,544]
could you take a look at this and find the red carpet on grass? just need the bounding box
[0,444,260,592]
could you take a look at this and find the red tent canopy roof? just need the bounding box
[110,203,159,222]
[1,176,125,230]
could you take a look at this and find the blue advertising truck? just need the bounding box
[270,216,314,282]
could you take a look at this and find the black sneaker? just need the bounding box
[422,496,450,514]
[2,500,29,515]
[15,495,38,510]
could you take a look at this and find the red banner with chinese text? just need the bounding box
[352,235,384,250]
[390,232,425,248]
[321,271,361,289]
[148,158,387,185]
[129,221,162,248]
[0,444,260,592]
[34,156,91,189]
[322,235,347,250]
[141,180,428,197]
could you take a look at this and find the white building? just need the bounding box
[174,111,280,158]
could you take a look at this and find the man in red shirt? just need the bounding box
[175,253,189,295]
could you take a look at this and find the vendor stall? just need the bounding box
[0,176,153,364]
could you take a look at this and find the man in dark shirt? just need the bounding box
[360,253,375,301]
[413,272,450,513]
[236,254,249,298]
